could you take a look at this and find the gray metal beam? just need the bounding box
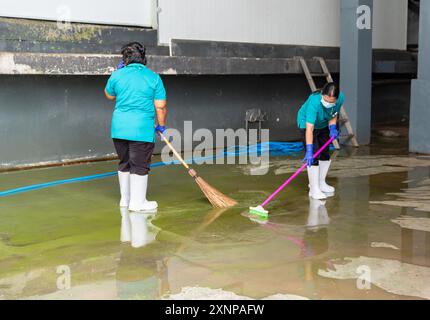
[416,1,430,81]
[171,39,416,61]
[0,52,338,75]
[340,0,373,145]
[0,52,415,76]
[410,0,430,153]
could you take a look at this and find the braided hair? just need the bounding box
[120,42,147,66]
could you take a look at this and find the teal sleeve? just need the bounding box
[105,74,117,96]
[154,76,167,100]
[305,103,318,125]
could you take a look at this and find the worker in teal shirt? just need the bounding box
[297,83,343,200]
[105,42,167,212]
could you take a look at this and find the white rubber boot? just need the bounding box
[118,171,130,207]
[307,166,327,200]
[120,207,131,243]
[128,174,158,212]
[319,160,335,194]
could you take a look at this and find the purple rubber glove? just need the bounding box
[155,125,166,135]
[303,144,314,167]
[117,60,125,70]
[329,124,339,139]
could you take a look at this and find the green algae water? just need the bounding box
[1,137,430,300]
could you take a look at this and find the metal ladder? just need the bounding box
[297,56,359,149]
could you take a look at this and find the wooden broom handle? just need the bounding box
[158,132,190,170]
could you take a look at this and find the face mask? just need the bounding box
[321,98,336,109]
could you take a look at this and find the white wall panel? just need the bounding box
[0,0,408,49]
[373,0,408,49]
[158,0,341,47]
[158,0,407,50]
[0,0,155,27]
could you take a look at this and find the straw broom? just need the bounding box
[159,132,237,208]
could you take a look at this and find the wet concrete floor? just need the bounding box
[1,136,430,300]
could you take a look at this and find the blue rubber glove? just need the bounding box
[155,125,166,135]
[303,144,314,167]
[117,60,125,70]
[329,124,339,139]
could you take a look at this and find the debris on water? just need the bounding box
[273,155,430,178]
[162,287,309,300]
[262,294,309,300]
[391,216,430,232]
[163,287,252,300]
[370,242,399,250]
[371,178,430,212]
[318,256,430,300]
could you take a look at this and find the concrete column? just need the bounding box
[340,0,373,145]
[410,1,430,153]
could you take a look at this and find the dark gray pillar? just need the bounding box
[410,1,430,154]
[340,0,373,145]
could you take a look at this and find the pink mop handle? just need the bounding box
[260,136,335,208]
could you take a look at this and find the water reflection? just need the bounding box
[307,199,330,230]
[119,208,159,248]
[399,213,430,268]
[117,208,169,299]
[4,136,430,299]
[117,208,233,299]
[304,199,330,258]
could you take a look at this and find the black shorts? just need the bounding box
[113,138,155,175]
[300,127,331,166]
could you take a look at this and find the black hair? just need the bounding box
[321,82,340,99]
[120,42,147,66]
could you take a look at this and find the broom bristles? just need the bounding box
[194,176,237,208]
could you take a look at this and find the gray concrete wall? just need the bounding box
[0,75,114,168]
[0,73,413,169]
[0,74,311,169]
[372,80,411,125]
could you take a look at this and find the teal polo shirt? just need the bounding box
[105,63,167,143]
[297,91,344,129]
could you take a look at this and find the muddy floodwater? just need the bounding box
[1,136,430,300]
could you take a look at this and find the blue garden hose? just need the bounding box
[0,142,305,198]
